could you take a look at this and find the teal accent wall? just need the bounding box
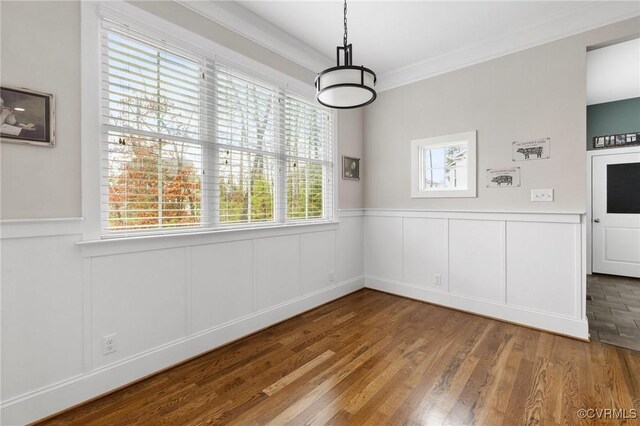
[587,98,640,150]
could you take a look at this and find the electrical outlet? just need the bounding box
[434,274,441,285]
[102,334,117,355]
[531,189,553,202]
[329,271,335,282]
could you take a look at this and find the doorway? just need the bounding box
[592,150,640,278]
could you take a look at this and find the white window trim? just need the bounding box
[81,1,337,241]
[410,130,477,198]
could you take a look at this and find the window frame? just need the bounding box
[410,131,477,198]
[81,2,337,241]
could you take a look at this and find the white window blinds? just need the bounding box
[101,19,334,235]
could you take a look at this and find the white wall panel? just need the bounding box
[91,249,187,368]
[191,241,254,333]
[335,216,364,282]
[1,220,363,424]
[364,210,586,340]
[507,222,578,317]
[402,218,448,289]
[365,216,403,281]
[253,235,301,310]
[1,235,84,400]
[301,231,335,294]
[448,219,504,302]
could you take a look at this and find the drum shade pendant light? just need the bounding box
[315,0,377,109]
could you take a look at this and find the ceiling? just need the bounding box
[182,1,640,90]
[587,38,640,105]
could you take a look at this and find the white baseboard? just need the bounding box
[365,276,588,340]
[1,276,364,425]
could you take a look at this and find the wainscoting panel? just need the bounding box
[253,234,302,311]
[335,216,364,283]
[402,217,448,289]
[364,210,587,340]
[91,249,187,368]
[449,219,505,303]
[506,221,579,317]
[364,216,403,282]
[1,234,84,401]
[301,231,336,295]
[190,240,254,334]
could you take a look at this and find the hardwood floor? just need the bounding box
[38,289,640,425]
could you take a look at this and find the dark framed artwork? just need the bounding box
[0,86,55,147]
[342,156,360,180]
[594,132,640,149]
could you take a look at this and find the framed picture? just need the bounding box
[0,86,55,147]
[615,134,626,145]
[594,136,605,148]
[626,133,637,144]
[342,156,360,180]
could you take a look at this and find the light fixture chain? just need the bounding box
[343,0,348,47]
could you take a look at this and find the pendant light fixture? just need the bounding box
[315,0,377,109]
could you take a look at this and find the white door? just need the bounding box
[592,151,640,278]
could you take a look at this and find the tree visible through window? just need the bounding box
[101,20,333,234]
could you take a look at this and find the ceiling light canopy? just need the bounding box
[315,0,376,109]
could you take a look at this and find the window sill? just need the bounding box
[77,220,341,257]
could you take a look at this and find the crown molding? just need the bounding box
[176,0,333,74]
[175,1,639,94]
[377,1,640,92]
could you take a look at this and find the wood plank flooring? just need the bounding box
[587,273,640,351]
[38,289,640,425]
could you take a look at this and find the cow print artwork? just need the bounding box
[512,138,550,161]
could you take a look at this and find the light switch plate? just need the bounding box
[531,189,553,202]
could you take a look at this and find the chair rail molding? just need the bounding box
[0,218,83,239]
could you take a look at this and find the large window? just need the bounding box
[101,20,334,235]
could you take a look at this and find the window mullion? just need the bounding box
[202,59,218,229]
[276,89,287,224]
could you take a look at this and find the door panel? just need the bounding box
[592,151,640,278]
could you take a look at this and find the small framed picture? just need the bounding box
[605,136,615,147]
[1,86,55,147]
[615,134,626,145]
[342,156,360,180]
[594,136,605,148]
[626,133,637,144]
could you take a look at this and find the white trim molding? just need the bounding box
[76,222,340,258]
[0,218,83,239]
[364,208,583,223]
[366,276,588,339]
[177,0,333,74]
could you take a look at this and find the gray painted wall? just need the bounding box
[1,1,81,219]
[363,17,640,213]
[587,98,640,150]
[0,1,363,219]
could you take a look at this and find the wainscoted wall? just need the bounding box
[2,208,586,424]
[364,210,588,340]
[0,211,364,425]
